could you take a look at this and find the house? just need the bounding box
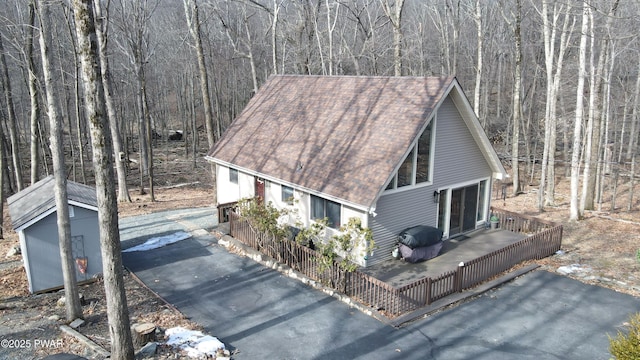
[206,75,507,267]
[7,176,103,293]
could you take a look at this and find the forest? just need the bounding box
[0,0,638,222]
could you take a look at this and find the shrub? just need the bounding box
[609,313,640,359]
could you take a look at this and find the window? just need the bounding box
[397,148,415,188]
[385,120,434,191]
[282,185,294,205]
[310,195,341,228]
[416,121,433,184]
[229,168,238,184]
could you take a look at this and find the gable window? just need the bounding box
[282,185,294,205]
[416,121,433,184]
[310,195,341,229]
[229,168,238,184]
[386,120,434,191]
[397,148,415,187]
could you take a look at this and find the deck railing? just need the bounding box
[228,207,562,318]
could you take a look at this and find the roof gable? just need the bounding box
[7,176,98,231]
[206,75,503,208]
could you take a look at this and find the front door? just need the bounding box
[255,178,265,203]
[449,184,479,236]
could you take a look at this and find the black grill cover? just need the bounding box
[398,225,443,249]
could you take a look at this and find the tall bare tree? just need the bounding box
[570,1,590,221]
[381,0,405,76]
[184,0,217,145]
[501,0,523,197]
[93,0,130,202]
[35,0,83,321]
[473,0,483,118]
[71,0,134,357]
[26,2,41,185]
[0,33,23,192]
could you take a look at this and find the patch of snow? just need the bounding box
[123,231,191,252]
[557,263,592,276]
[165,327,225,358]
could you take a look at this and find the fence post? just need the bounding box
[426,277,432,305]
[455,262,464,292]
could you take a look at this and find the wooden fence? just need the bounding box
[228,208,562,318]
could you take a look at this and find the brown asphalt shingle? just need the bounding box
[207,75,455,208]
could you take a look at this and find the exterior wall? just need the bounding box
[367,95,494,266]
[217,166,372,267]
[22,206,102,293]
[216,165,256,204]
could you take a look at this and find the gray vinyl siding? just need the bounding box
[367,96,493,266]
[432,97,492,185]
[23,206,102,293]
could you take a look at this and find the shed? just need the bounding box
[7,176,103,293]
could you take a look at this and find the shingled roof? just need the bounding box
[206,75,466,209]
[8,175,98,231]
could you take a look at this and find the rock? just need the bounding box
[6,245,20,258]
[69,318,85,329]
[48,314,61,321]
[57,293,85,307]
[135,342,157,359]
[216,348,231,360]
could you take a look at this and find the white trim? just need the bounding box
[437,176,491,239]
[378,114,436,197]
[15,201,98,232]
[19,231,34,293]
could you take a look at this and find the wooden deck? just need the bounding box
[361,229,528,287]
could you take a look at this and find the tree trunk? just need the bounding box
[0,33,23,192]
[583,0,619,211]
[629,154,637,211]
[570,2,589,221]
[512,0,522,198]
[382,0,405,76]
[93,0,131,203]
[71,1,135,358]
[26,2,41,186]
[473,0,482,119]
[36,0,83,322]
[184,0,217,146]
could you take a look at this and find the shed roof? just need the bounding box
[206,75,504,209]
[7,175,98,231]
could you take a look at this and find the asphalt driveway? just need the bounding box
[121,208,640,359]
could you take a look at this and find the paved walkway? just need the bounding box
[120,208,640,359]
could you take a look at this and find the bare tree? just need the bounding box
[502,0,523,198]
[0,32,23,192]
[93,0,130,202]
[539,1,574,208]
[35,0,83,321]
[381,0,405,76]
[570,1,590,221]
[71,0,134,357]
[184,0,217,145]
[473,0,483,118]
[26,2,41,185]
